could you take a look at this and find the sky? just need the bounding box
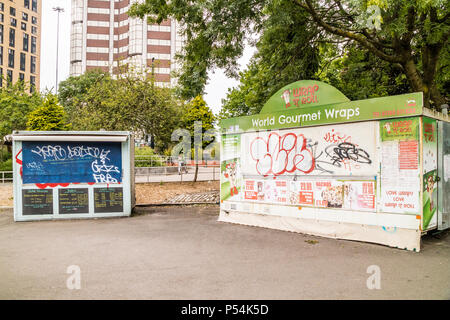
[40,0,255,115]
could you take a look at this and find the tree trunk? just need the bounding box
[193,163,199,182]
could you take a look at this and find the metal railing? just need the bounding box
[0,171,12,183]
[134,164,220,183]
[134,155,220,168]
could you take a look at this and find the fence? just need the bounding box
[0,164,220,184]
[134,164,220,183]
[134,155,220,168]
[0,171,12,183]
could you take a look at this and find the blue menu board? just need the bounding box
[22,141,122,184]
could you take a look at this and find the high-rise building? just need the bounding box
[0,0,41,91]
[70,0,184,87]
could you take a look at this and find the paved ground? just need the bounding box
[0,206,449,300]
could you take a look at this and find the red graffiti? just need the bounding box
[323,129,352,144]
[250,132,315,176]
[15,149,23,177]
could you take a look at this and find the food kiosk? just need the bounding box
[219,80,450,251]
[12,131,135,221]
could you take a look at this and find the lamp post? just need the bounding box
[53,6,64,93]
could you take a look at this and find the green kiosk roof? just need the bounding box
[220,80,448,134]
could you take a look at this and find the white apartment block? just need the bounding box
[70,0,185,87]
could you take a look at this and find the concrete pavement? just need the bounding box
[0,206,449,299]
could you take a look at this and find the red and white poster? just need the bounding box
[343,181,376,211]
[381,189,419,213]
[289,180,314,205]
[244,180,258,200]
[264,180,288,203]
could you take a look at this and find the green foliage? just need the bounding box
[181,96,216,166]
[67,69,184,152]
[181,95,215,133]
[220,0,321,118]
[134,146,164,167]
[26,94,72,131]
[58,70,110,121]
[0,80,42,139]
[129,0,449,110]
[316,43,411,100]
[0,158,12,171]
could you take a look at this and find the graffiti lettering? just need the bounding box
[250,133,315,176]
[325,142,371,166]
[31,145,67,160]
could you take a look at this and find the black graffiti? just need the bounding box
[306,140,335,174]
[325,142,371,165]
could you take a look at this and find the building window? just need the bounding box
[10,17,16,27]
[31,25,36,34]
[21,22,26,30]
[9,28,14,47]
[0,46,2,64]
[0,67,2,87]
[0,13,3,23]
[24,0,29,9]
[22,12,28,21]
[19,72,24,82]
[8,48,14,68]
[0,3,4,12]
[20,52,25,71]
[31,16,37,25]
[9,7,15,17]
[30,75,35,92]
[30,35,35,53]
[0,25,3,44]
[32,0,37,13]
[23,33,28,51]
[6,69,12,84]
[30,55,35,73]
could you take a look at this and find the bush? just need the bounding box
[0,158,12,171]
[135,146,164,167]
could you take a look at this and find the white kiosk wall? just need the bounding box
[12,131,134,221]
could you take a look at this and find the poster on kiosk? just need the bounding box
[219,80,450,252]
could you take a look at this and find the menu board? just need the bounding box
[59,188,89,214]
[22,189,53,215]
[94,187,123,213]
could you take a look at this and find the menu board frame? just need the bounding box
[94,187,124,213]
[22,189,53,215]
[58,188,90,214]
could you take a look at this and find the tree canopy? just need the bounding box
[26,94,71,131]
[0,80,43,140]
[129,0,449,111]
[59,69,184,152]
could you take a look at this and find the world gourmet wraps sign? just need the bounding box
[220,80,423,133]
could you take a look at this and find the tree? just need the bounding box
[0,80,42,139]
[69,69,184,152]
[26,94,71,131]
[180,95,215,182]
[58,69,110,120]
[129,0,449,110]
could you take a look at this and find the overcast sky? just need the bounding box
[40,0,255,115]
